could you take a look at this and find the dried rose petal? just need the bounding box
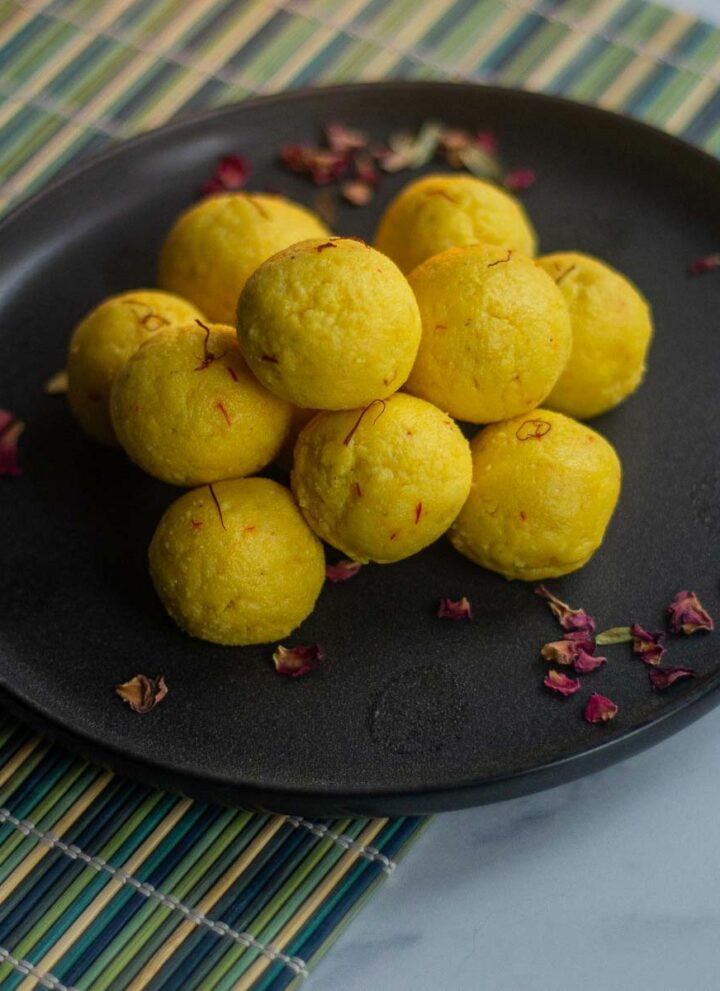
[437,597,473,620]
[584,693,618,723]
[115,674,167,713]
[648,666,696,691]
[0,409,24,477]
[689,253,720,274]
[325,559,362,583]
[534,585,596,635]
[544,669,580,696]
[631,623,666,666]
[279,145,348,184]
[573,649,607,674]
[354,154,379,186]
[44,369,68,395]
[280,143,312,173]
[341,180,373,206]
[503,168,536,192]
[541,638,589,665]
[324,122,368,153]
[666,590,714,635]
[476,130,499,155]
[595,626,633,645]
[273,644,325,677]
[200,154,251,196]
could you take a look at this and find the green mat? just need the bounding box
[0,0,718,988]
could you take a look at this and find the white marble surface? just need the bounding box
[310,1,720,987]
[314,709,720,991]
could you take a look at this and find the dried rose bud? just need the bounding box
[544,669,580,696]
[535,585,596,635]
[115,674,167,713]
[584,693,618,723]
[630,623,666,666]
[44,369,68,395]
[688,253,720,274]
[341,180,373,206]
[648,666,696,691]
[273,643,325,677]
[324,122,368,153]
[325,559,362,583]
[200,154,251,196]
[503,168,536,192]
[573,649,607,674]
[666,590,714,635]
[0,409,24,477]
[437,597,473,620]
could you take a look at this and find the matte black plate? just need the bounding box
[1,82,720,817]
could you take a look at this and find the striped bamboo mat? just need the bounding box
[0,0,719,988]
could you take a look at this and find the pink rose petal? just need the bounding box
[0,409,24,477]
[273,644,325,677]
[437,596,473,620]
[648,666,696,691]
[631,623,666,666]
[666,590,714,635]
[584,693,618,723]
[325,560,362,583]
[200,154,251,196]
[544,669,581,697]
[535,585,596,636]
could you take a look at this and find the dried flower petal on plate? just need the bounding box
[544,669,581,696]
[273,643,325,677]
[534,585,596,635]
[0,409,24,477]
[326,559,362,583]
[341,180,374,206]
[595,626,633,645]
[584,693,618,723]
[503,168,536,192]
[115,674,168,713]
[381,120,442,172]
[572,649,607,674]
[44,369,68,395]
[437,597,473,620]
[648,665,696,691]
[200,154,251,196]
[541,638,589,665]
[666,590,714,634]
[324,122,368,153]
[688,253,720,274]
[631,623,666,666]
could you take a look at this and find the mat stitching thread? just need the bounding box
[0,944,79,991]
[0,807,309,978]
[287,816,396,874]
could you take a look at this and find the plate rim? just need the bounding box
[3,79,720,815]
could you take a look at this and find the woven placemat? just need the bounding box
[0,0,719,988]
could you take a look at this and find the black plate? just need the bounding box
[1,82,720,817]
